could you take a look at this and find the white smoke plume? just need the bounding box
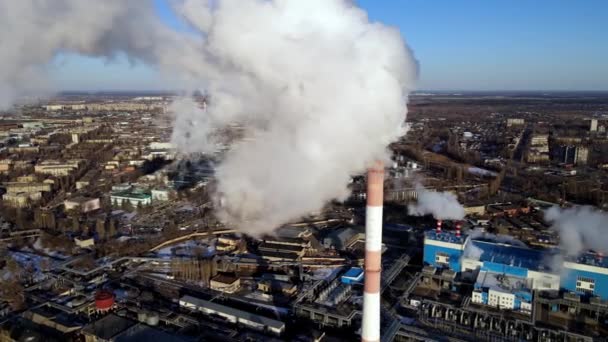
[0,0,417,235]
[463,242,484,260]
[0,0,211,109]
[545,206,608,256]
[169,0,418,234]
[467,227,527,247]
[463,228,527,261]
[408,184,465,220]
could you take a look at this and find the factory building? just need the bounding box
[424,225,608,311]
[461,239,560,291]
[179,295,285,335]
[341,267,364,285]
[562,252,608,300]
[472,271,533,313]
[423,230,466,272]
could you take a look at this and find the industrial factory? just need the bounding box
[412,220,608,340]
[423,222,608,301]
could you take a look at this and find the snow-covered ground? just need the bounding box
[468,167,498,177]
[244,291,273,302]
[311,266,343,281]
[117,236,133,243]
[6,250,56,282]
[32,238,70,260]
[155,238,216,258]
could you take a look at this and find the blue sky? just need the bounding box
[50,0,608,91]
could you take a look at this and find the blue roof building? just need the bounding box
[423,231,466,272]
[472,270,533,314]
[341,267,364,284]
[423,228,608,301]
[562,252,608,300]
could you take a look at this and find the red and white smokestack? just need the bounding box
[455,221,462,238]
[436,220,443,234]
[362,160,384,342]
[598,251,604,262]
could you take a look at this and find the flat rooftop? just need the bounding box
[343,267,363,278]
[180,295,285,331]
[475,270,531,295]
[469,239,553,272]
[82,314,136,340]
[425,231,465,244]
[566,251,608,269]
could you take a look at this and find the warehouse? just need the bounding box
[179,295,285,336]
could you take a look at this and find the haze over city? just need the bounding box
[48,0,608,92]
[0,1,607,342]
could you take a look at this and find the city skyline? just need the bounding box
[48,0,608,92]
[2,1,608,340]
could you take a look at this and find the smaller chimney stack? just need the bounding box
[597,251,604,262]
[436,220,442,234]
[455,221,462,238]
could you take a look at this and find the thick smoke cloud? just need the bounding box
[0,0,208,108]
[408,185,465,220]
[170,0,418,234]
[0,0,417,235]
[545,206,608,256]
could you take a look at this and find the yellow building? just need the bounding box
[210,274,241,294]
[34,160,82,176]
[4,182,51,194]
[2,192,42,208]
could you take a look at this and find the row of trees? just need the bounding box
[171,257,218,286]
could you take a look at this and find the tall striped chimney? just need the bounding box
[436,220,443,234]
[362,160,384,342]
[455,221,462,238]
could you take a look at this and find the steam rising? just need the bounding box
[463,228,527,261]
[170,0,418,234]
[0,0,210,108]
[0,0,417,234]
[408,185,465,220]
[463,241,484,260]
[545,206,608,256]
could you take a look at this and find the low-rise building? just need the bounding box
[151,189,171,201]
[64,197,101,213]
[217,235,241,253]
[341,267,364,284]
[110,189,152,207]
[472,270,533,314]
[0,160,11,173]
[74,237,95,249]
[257,280,298,297]
[506,118,525,127]
[4,182,52,194]
[464,203,486,216]
[2,191,42,208]
[179,295,285,335]
[210,273,241,294]
[34,160,83,176]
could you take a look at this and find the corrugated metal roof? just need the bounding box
[471,240,548,271]
[180,295,285,330]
